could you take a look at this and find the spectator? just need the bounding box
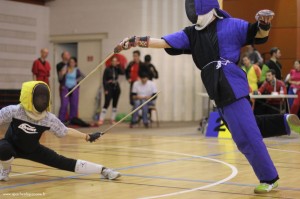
[125,50,144,105]
[130,72,157,128]
[288,60,300,114]
[246,45,263,66]
[56,51,71,83]
[58,57,84,123]
[241,55,261,92]
[32,48,51,85]
[265,47,282,80]
[287,60,300,106]
[258,69,287,114]
[142,55,159,80]
[98,57,124,126]
[259,62,270,85]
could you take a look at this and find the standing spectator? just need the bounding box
[245,46,269,85]
[241,55,261,92]
[32,48,51,85]
[143,55,159,80]
[56,51,71,122]
[258,69,287,114]
[56,51,71,83]
[246,45,263,66]
[259,62,270,85]
[98,57,124,126]
[130,72,157,128]
[265,47,282,80]
[125,50,144,105]
[58,57,84,123]
[288,60,300,114]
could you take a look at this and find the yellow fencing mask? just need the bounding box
[20,81,50,112]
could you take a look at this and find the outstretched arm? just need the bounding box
[148,38,170,48]
[114,37,170,53]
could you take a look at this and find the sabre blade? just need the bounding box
[65,52,114,97]
[102,92,160,134]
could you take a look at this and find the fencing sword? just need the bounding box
[65,52,114,97]
[101,92,160,135]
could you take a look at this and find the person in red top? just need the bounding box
[258,69,287,114]
[32,48,51,85]
[288,60,300,114]
[125,50,145,105]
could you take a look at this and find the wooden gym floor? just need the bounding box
[0,122,300,199]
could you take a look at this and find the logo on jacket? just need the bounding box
[18,123,38,134]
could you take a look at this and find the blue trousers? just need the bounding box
[132,99,154,124]
[219,98,279,183]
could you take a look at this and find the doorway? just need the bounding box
[52,43,78,115]
[50,33,107,120]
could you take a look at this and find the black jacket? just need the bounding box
[103,65,124,90]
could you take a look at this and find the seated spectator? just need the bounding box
[130,72,157,128]
[257,69,287,114]
[241,54,261,93]
[288,60,300,114]
[259,63,270,85]
[58,57,85,124]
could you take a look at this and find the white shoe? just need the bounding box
[0,166,11,181]
[101,168,121,180]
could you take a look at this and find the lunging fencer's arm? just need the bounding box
[114,37,170,53]
[66,128,102,143]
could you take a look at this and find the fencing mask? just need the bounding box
[32,84,50,113]
[185,0,231,25]
[20,81,50,113]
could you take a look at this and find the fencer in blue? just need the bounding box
[162,1,279,184]
[163,18,250,107]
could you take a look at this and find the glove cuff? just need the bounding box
[137,36,150,48]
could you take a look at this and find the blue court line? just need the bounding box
[122,173,300,192]
[0,173,89,190]
[0,156,205,191]
[0,150,236,191]
[0,141,296,191]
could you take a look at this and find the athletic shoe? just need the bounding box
[254,181,278,194]
[129,121,137,128]
[110,120,116,125]
[101,168,121,180]
[0,166,11,181]
[144,123,149,128]
[97,120,104,126]
[286,114,300,134]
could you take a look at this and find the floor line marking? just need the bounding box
[96,145,238,199]
[268,147,300,154]
[10,170,46,177]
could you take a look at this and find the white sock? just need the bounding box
[99,108,107,121]
[0,157,14,170]
[111,108,117,121]
[74,159,104,174]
